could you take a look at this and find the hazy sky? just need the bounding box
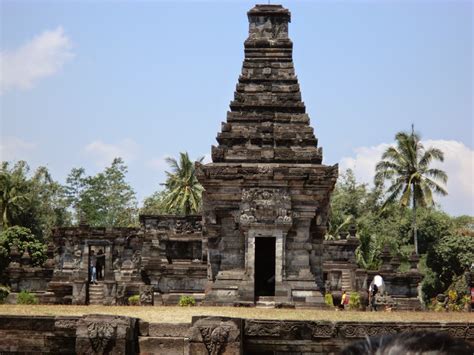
[1,0,472,215]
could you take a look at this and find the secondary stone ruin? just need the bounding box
[4,4,427,310]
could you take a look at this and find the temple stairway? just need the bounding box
[88,282,105,305]
[341,270,352,291]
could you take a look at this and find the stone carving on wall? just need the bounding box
[116,284,126,305]
[340,324,400,338]
[72,246,82,270]
[87,321,116,353]
[245,321,281,337]
[54,319,78,330]
[174,219,202,234]
[190,318,241,355]
[199,325,230,355]
[245,320,336,339]
[132,250,142,272]
[249,18,288,40]
[140,285,153,306]
[239,188,293,226]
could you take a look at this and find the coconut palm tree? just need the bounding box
[162,152,204,215]
[0,162,30,229]
[374,127,448,254]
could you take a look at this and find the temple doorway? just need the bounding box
[255,237,276,298]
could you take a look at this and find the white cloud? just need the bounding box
[147,156,169,172]
[84,139,139,167]
[339,140,474,216]
[0,136,36,161]
[0,27,73,94]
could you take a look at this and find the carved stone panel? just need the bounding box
[240,188,292,227]
[190,317,242,355]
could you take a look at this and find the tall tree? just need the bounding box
[374,128,448,254]
[0,161,70,237]
[162,152,204,215]
[0,162,29,229]
[65,158,138,227]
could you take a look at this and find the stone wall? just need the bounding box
[3,315,470,354]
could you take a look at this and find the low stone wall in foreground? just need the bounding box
[0,314,472,354]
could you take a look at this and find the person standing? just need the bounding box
[90,250,97,284]
[96,249,105,280]
[340,291,349,310]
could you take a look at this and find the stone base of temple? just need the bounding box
[201,268,328,307]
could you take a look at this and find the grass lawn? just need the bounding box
[0,305,473,323]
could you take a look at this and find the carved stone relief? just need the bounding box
[239,188,293,226]
[87,321,116,353]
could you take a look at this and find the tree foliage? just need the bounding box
[0,226,47,276]
[140,190,169,215]
[141,153,205,216]
[162,152,204,215]
[375,129,448,254]
[65,158,138,227]
[0,161,70,239]
[423,232,474,300]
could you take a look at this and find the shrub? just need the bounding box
[128,295,140,306]
[178,295,196,307]
[324,293,334,307]
[0,285,10,304]
[17,290,38,305]
[348,292,361,310]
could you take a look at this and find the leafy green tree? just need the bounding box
[375,128,448,254]
[423,233,474,300]
[162,152,204,215]
[0,226,47,276]
[140,190,170,215]
[0,161,70,238]
[0,162,29,229]
[65,158,138,227]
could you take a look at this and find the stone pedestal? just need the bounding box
[189,317,242,355]
[75,315,138,355]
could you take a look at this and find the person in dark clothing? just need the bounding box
[96,249,105,280]
[369,284,378,311]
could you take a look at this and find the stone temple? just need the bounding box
[196,4,338,306]
[5,4,423,310]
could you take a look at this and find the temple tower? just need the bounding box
[197,4,338,306]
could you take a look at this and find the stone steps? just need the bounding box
[88,283,104,305]
[341,270,352,291]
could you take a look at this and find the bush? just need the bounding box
[128,295,140,306]
[17,290,38,305]
[0,285,10,304]
[0,226,47,276]
[178,295,196,307]
[348,292,361,310]
[324,293,334,307]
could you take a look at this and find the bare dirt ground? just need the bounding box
[0,305,472,323]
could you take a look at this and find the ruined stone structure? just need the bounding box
[196,4,338,306]
[4,4,427,312]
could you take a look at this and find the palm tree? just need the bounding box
[0,162,30,229]
[162,152,204,215]
[374,127,447,254]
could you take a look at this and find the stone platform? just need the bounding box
[1,314,472,354]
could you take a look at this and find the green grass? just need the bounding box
[0,305,472,324]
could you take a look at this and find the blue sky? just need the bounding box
[1,1,472,215]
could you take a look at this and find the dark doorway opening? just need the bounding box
[255,237,276,298]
